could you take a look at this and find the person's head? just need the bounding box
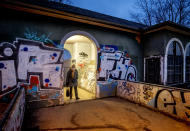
[71,64,76,71]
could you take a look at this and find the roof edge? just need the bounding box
[1,0,190,36]
[0,0,142,34]
[143,21,190,36]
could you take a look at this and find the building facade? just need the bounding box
[0,0,190,107]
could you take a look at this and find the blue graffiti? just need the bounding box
[51,92,60,99]
[28,86,38,94]
[0,63,5,69]
[45,78,50,83]
[55,66,60,71]
[107,78,113,83]
[24,28,63,49]
[23,47,28,51]
[3,85,6,89]
[98,81,118,93]
[62,49,71,60]
[100,44,118,52]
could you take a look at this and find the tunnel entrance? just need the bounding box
[63,35,97,102]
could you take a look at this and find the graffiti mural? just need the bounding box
[0,38,64,104]
[143,85,153,101]
[155,90,190,119]
[98,45,137,81]
[0,60,17,94]
[117,81,141,102]
[78,64,96,93]
[117,81,190,122]
[0,42,17,96]
[17,43,62,89]
[118,81,136,96]
[96,44,137,98]
[2,88,25,131]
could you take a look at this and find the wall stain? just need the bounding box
[125,107,150,124]
[93,112,106,122]
[40,124,127,131]
[123,106,153,131]
[143,127,152,131]
[70,113,80,127]
[125,107,151,131]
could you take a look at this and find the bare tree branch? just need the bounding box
[130,0,190,27]
[48,0,73,5]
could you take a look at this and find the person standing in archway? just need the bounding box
[66,64,80,100]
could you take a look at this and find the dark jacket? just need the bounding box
[66,68,78,87]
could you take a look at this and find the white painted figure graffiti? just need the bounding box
[0,38,64,100]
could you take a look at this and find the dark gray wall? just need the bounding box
[164,30,190,49]
[0,8,143,81]
[143,30,167,57]
[143,30,190,57]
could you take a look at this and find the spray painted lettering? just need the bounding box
[117,81,190,122]
[155,89,190,119]
[0,38,64,103]
[98,45,137,81]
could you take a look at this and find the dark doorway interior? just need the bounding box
[145,58,160,84]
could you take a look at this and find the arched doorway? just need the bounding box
[62,32,98,101]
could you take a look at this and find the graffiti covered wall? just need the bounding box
[98,45,137,81]
[0,38,64,106]
[96,44,137,98]
[117,81,190,122]
[2,87,25,131]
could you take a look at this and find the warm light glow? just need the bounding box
[64,35,97,94]
[65,35,92,44]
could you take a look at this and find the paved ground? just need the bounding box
[22,97,190,131]
[63,87,95,102]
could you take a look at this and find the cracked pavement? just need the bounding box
[22,98,190,131]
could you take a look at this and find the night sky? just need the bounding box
[72,0,138,21]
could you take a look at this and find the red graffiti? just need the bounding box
[45,83,49,87]
[9,93,14,99]
[29,76,39,89]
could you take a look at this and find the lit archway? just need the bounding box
[61,31,99,100]
[164,38,184,85]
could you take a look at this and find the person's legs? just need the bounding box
[70,86,73,99]
[74,86,79,99]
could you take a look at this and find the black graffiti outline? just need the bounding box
[155,89,190,118]
[155,89,177,114]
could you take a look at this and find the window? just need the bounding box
[167,41,183,84]
[186,46,190,82]
[145,58,160,84]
